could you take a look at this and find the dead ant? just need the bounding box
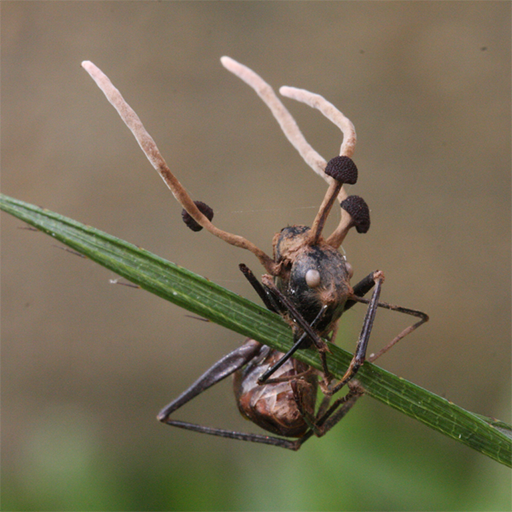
[82,57,428,450]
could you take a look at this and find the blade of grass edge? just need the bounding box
[1,193,510,467]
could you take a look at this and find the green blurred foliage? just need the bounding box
[3,399,510,511]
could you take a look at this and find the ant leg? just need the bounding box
[329,273,428,394]
[343,270,378,312]
[157,338,304,451]
[350,298,429,363]
[165,420,304,450]
[314,382,365,436]
[328,272,384,395]
[157,339,260,421]
[257,306,328,384]
[345,270,428,362]
[239,263,282,314]
[261,275,332,380]
[239,263,330,384]
[291,380,365,443]
[290,379,329,434]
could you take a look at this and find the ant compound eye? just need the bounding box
[345,261,354,279]
[305,269,321,288]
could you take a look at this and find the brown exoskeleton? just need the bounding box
[82,57,428,450]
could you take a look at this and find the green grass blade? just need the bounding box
[2,193,511,467]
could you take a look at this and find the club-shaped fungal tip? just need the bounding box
[325,156,358,185]
[181,201,214,232]
[340,195,370,233]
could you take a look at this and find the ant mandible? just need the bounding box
[82,57,428,450]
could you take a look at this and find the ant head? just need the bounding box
[272,225,353,332]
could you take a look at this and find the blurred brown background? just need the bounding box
[2,2,510,510]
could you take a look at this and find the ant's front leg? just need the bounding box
[239,263,332,385]
[157,339,261,424]
[344,270,429,364]
[325,271,384,396]
[260,275,332,381]
[326,270,429,396]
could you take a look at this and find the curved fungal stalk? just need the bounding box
[220,56,329,184]
[221,57,361,247]
[326,195,371,249]
[279,86,367,248]
[279,86,357,205]
[81,60,277,275]
[280,86,357,159]
[276,87,360,246]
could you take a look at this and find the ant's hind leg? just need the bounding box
[157,339,261,422]
[328,273,384,396]
[158,338,305,451]
[291,380,365,442]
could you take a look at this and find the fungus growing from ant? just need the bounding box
[82,58,428,450]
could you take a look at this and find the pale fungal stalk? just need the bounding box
[279,86,356,203]
[221,57,358,206]
[81,60,277,274]
[220,56,327,181]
